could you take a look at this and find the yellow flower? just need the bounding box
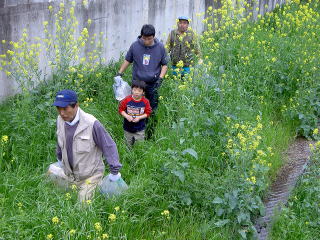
[102,233,109,239]
[309,143,314,151]
[83,0,88,7]
[1,40,5,44]
[52,216,59,224]
[176,60,184,68]
[88,19,92,25]
[69,229,76,235]
[94,222,102,231]
[86,199,92,205]
[114,206,120,212]
[250,176,256,184]
[207,6,213,11]
[47,234,53,239]
[313,128,318,135]
[85,179,91,185]
[65,193,71,200]
[1,135,8,143]
[161,210,170,216]
[108,213,116,222]
[6,50,14,56]
[71,184,77,191]
[48,5,53,11]
[178,84,187,90]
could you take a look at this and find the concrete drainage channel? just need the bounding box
[254,137,312,240]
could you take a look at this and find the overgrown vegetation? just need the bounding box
[0,0,319,239]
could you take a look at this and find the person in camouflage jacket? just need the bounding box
[166,16,201,76]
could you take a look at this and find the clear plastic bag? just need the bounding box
[47,161,65,178]
[113,76,131,101]
[99,176,128,199]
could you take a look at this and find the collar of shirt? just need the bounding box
[65,107,80,126]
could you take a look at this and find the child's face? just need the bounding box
[132,87,144,100]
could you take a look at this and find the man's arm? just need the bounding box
[118,44,134,75]
[92,121,122,175]
[118,60,131,75]
[159,65,168,79]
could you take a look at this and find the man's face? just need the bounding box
[178,20,189,32]
[141,35,155,46]
[132,87,144,100]
[56,104,78,122]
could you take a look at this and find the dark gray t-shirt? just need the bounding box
[56,120,122,174]
[125,38,168,83]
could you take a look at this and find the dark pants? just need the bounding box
[145,82,159,111]
[144,81,159,139]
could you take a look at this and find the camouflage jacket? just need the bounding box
[166,29,200,67]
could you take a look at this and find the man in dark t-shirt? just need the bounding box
[117,24,168,111]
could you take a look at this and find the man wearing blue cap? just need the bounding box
[166,16,201,77]
[48,89,122,201]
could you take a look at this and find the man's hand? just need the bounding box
[116,72,123,77]
[108,173,121,182]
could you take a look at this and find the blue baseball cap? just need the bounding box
[53,89,78,107]
[178,16,189,22]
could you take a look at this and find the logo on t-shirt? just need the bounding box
[143,54,151,65]
[127,105,145,116]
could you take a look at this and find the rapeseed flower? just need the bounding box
[47,234,53,239]
[1,135,8,143]
[65,193,71,200]
[161,210,170,219]
[94,222,102,231]
[313,128,318,135]
[102,233,109,239]
[108,213,116,222]
[52,216,59,224]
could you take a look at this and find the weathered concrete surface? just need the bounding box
[0,0,284,101]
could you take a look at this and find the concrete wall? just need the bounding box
[0,0,284,101]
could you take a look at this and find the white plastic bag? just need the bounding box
[47,161,69,188]
[99,176,128,199]
[113,76,131,101]
[47,161,65,178]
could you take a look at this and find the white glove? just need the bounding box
[108,173,121,182]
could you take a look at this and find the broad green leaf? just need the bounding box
[214,219,230,227]
[212,197,224,204]
[182,148,198,160]
[238,229,247,239]
[172,170,185,182]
